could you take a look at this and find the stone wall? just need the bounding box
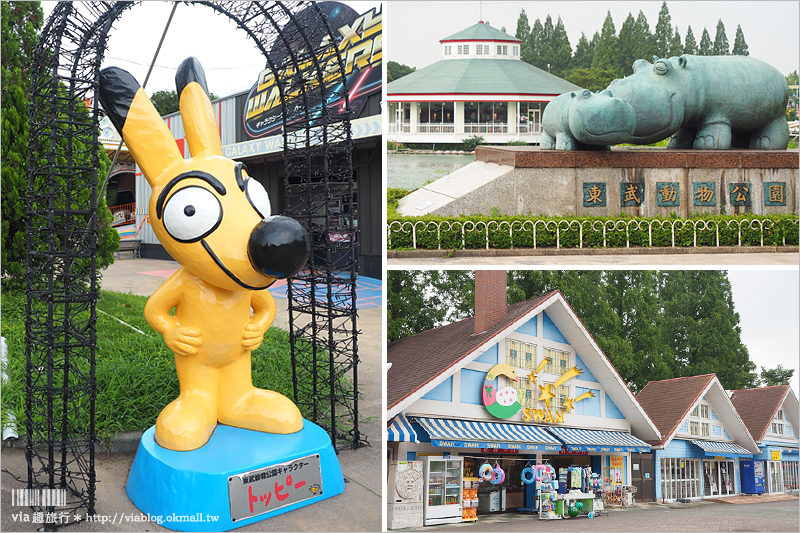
[448,147,800,217]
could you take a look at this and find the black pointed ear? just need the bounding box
[98,65,182,186]
[98,66,140,133]
[176,56,210,99]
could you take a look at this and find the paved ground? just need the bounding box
[1,257,382,532]
[396,499,800,532]
[388,250,799,266]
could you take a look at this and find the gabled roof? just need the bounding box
[387,291,556,410]
[386,59,580,97]
[441,22,521,43]
[636,374,760,452]
[637,375,715,443]
[729,385,798,442]
[387,290,662,441]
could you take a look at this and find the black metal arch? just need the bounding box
[25,1,361,521]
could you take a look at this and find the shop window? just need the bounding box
[691,405,699,417]
[543,348,556,373]
[701,423,709,437]
[661,458,701,500]
[690,422,699,435]
[700,405,709,418]
[506,340,520,367]
[502,45,508,55]
[555,384,569,412]
[557,350,569,375]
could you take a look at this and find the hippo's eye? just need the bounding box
[245,178,271,219]
[162,186,222,243]
[582,90,592,99]
[654,61,669,76]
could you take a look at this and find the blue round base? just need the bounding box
[126,421,344,531]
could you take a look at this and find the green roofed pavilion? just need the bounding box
[387,21,580,145]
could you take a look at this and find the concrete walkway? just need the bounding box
[1,257,382,532]
[394,499,799,532]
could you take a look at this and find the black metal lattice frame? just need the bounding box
[25,1,360,520]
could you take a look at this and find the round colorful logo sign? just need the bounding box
[482,363,521,419]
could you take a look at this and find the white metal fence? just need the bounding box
[387,218,798,250]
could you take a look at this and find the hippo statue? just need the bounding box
[540,89,636,150]
[604,55,789,149]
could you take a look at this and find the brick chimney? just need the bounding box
[474,270,507,334]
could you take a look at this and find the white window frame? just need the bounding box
[691,405,699,417]
[701,423,709,437]
[700,405,709,419]
[502,45,508,55]
[444,45,451,55]
[690,421,699,436]
[777,410,784,421]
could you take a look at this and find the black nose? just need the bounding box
[248,216,310,279]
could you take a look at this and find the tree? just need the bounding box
[150,89,180,116]
[592,11,622,77]
[515,8,531,54]
[572,32,594,69]
[523,18,544,66]
[634,11,657,64]
[683,25,698,55]
[786,71,799,85]
[660,271,758,390]
[2,2,119,291]
[759,364,794,387]
[549,17,572,77]
[617,13,638,74]
[698,27,712,55]
[731,24,749,56]
[387,61,415,83]
[387,270,474,342]
[564,67,617,92]
[2,2,44,287]
[539,15,555,71]
[669,26,683,57]
[713,19,729,55]
[653,1,673,58]
[149,88,220,116]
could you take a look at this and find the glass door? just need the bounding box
[769,461,783,493]
[445,460,462,506]
[428,459,445,506]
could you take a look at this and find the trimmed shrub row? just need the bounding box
[387,213,800,250]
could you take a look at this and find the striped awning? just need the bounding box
[387,413,418,442]
[690,440,753,458]
[546,427,651,453]
[415,417,562,452]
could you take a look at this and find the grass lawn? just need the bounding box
[1,289,321,446]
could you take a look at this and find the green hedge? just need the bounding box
[387,213,800,250]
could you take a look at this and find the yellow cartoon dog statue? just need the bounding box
[98,57,310,452]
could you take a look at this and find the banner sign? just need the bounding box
[243,2,382,138]
[430,439,562,452]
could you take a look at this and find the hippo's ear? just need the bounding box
[652,55,660,63]
[633,59,651,73]
[678,55,688,69]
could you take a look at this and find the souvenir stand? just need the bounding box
[461,458,479,522]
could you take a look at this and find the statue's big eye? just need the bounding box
[245,178,271,219]
[582,90,592,99]
[162,186,222,242]
[655,61,669,76]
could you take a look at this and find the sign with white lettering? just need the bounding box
[228,453,323,522]
[243,3,382,138]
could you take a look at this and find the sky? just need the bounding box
[727,269,800,396]
[385,1,799,77]
[40,1,382,98]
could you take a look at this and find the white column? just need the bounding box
[508,101,516,136]
[455,101,464,135]
[410,101,418,133]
